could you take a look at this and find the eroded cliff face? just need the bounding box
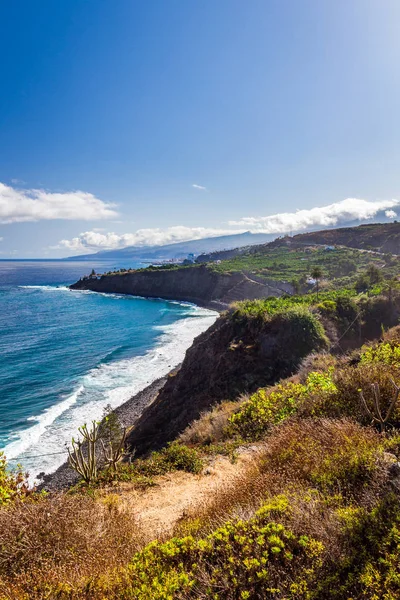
[126,309,327,456]
[69,265,293,310]
[126,294,400,456]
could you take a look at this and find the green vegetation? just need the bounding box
[4,246,400,598]
[133,442,204,477]
[66,495,324,600]
[360,340,400,366]
[8,413,397,599]
[232,288,356,319]
[94,241,400,296]
[0,452,30,505]
[73,441,204,492]
[209,245,398,285]
[228,371,336,441]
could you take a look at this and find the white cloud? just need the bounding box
[229,198,400,234]
[56,226,238,253]
[192,184,207,191]
[385,209,397,219]
[54,197,400,255]
[0,182,118,223]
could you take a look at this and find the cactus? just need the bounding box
[359,379,400,432]
[67,421,100,483]
[98,406,127,472]
[100,427,127,472]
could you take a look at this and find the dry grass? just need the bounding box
[1,419,393,600]
[179,398,244,446]
[331,360,400,423]
[0,493,144,598]
[383,323,400,343]
[177,418,387,540]
[297,351,339,382]
[262,418,385,497]
[175,451,273,538]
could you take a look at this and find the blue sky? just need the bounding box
[1,0,400,257]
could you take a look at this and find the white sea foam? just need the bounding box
[3,304,217,478]
[3,386,84,461]
[19,285,70,291]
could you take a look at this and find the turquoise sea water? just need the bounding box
[0,261,217,478]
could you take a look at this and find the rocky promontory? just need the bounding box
[69,264,293,310]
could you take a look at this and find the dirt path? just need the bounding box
[118,446,261,539]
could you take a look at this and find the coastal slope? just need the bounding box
[126,305,328,456]
[69,264,293,310]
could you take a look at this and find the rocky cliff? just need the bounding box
[126,307,328,456]
[69,265,293,310]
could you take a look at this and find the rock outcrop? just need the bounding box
[70,265,293,310]
[126,308,328,456]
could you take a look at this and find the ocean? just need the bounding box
[0,260,217,478]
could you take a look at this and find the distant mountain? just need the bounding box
[66,231,276,261]
[67,216,400,263]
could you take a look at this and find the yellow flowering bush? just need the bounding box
[0,452,29,505]
[360,341,400,367]
[228,371,337,441]
[57,495,323,600]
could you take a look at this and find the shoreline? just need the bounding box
[39,370,176,491]
[37,292,220,491]
[70,287,227,313]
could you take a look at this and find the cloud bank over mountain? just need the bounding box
[55,197,400,253]
[0,183,398,255]
[56,226,238,252]
[0,182,117,223]
[229,198,399,233]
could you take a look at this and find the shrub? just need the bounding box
[330,350,400,426]
[316,299,336,316]
[360,341,400,367]
[0,452,30,505]
[135,442,203,477]
[53,495,323,600]
[366,263,383,285]
[320,495,400,599]
[73,443,204,490]
[355,273,371,293]
[228,371,337,441]
[228,382,304,441]
[73,464,155,490]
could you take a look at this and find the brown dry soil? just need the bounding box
[115,446,262,540]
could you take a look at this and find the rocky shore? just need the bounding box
[39,371,174,491]
[41,266,294,491]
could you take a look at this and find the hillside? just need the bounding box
[200,222,400,265]
[70,242,400,311]
[3,288,400,598]
[5,222,400,600]
[286,221,400,253]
